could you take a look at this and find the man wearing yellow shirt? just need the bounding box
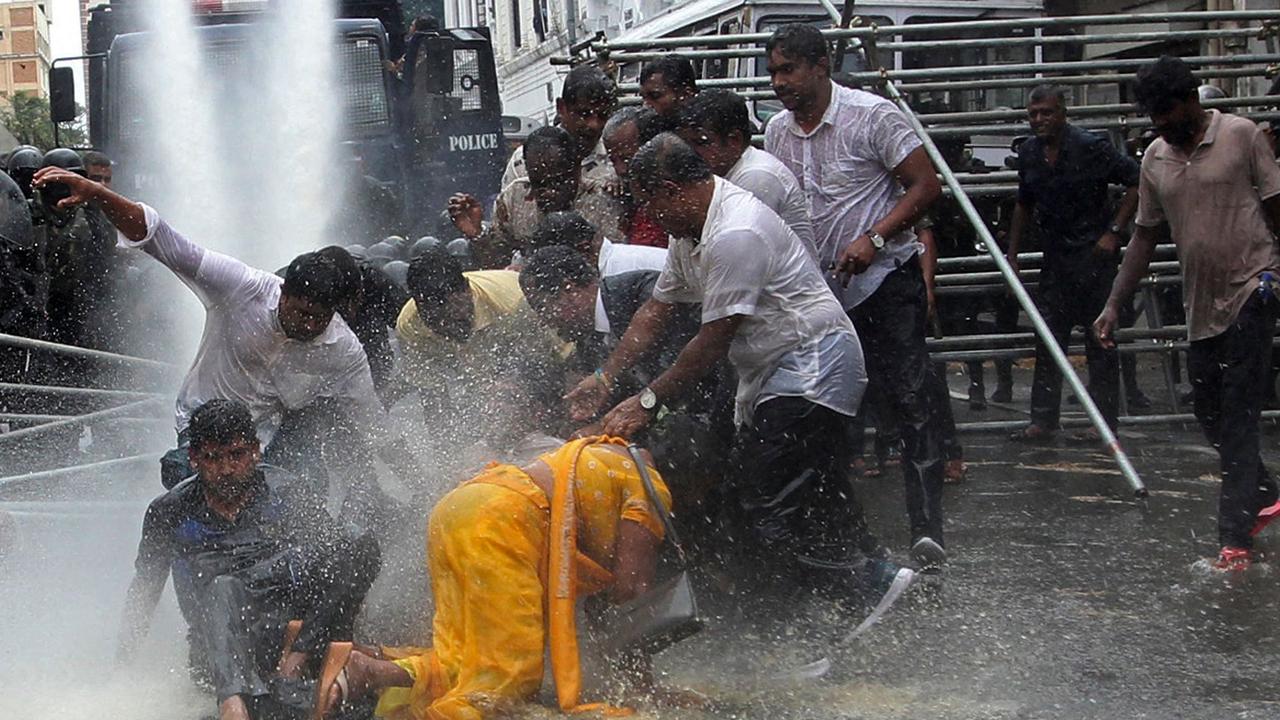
[393,247,566,431]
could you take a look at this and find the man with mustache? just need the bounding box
[1095,56,1280,571]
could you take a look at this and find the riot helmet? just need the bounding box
[41,148,87,175]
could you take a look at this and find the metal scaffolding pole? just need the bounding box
[0,381,164,400]
[0,397,164,445]
[0,452,157,490]
[896,67,1273,93]
[955,411,1280,435]
[879,77,1147,497]
[0,332,178,371]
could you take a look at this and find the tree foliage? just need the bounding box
[1,91,87,151]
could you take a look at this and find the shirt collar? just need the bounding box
[1200,109,1223,146]
[728,146,755,177]
[594,287,610,334]
[698,177,728,250]
[785,80,840,138]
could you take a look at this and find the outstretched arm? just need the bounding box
[116,504,174,664]
[565,297,675,422]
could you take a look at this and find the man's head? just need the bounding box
[186,399,260,499]
[1026,84,1068,141]
[557,64,616,158]
[407,247,472,342]
[524,126,579,214]
[677,89,753,176]
[315,245,363,318]
[628,132,715,238]
[766,24,831,113]
[82,150,113,188]
[528,210,599,258]
[639,54,698,118]
[279,251,346,341]
[1135,56,1204,147]
[603,105,646,179]
[519,244,600,342]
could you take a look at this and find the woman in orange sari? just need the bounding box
[314,436,672,720]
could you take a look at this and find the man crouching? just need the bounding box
[116,399,381,720]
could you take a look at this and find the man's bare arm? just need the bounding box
[647,314,740,406]
[33,167,148,240]
[1094,223,1160,348]
[565,297,675,421]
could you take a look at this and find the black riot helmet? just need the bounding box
[6,146,41,198]
[0,170,34,250]
[41,148,87,175]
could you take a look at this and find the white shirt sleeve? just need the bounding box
[652,241,699,305]
[868,102,922,173]
[700,228,769,323]
[117,203,265,308]
[730,168,790,217]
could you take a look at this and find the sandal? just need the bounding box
[311,642,353,720]
[277,620,303,673]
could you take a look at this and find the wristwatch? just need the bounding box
[867,230,887,249]
[639,387,659,411]
[1108,223,1124,235]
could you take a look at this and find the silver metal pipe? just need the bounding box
[933,341,1185,362]
[0,381,165,400]
[880,77,1146,496]
[936,261,1183,286]
[920,96,1280,125]
[925,112,1280,137]
[935,274,1180,297]
[896,67,1271,93]
[0,397,164,445]
[607,27,1268,62]
[0,452,157,490]
[0,332,177,371]
[0,412,168,425]
[593,10,1280,52]
[956,411,1280,435]
[936,245,1178,271]
[927,327,1192,351]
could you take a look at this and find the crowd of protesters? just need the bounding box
[3,19,1280,720]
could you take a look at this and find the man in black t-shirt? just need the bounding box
[117,399,380,720]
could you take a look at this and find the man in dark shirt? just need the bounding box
[1007,85,1140,441]
[118,399,380,720]
[316,245,408,405]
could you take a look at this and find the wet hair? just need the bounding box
[765,24,830,71]
[635,106,671,144]
[529,211,597,254]
[282,251,346,311]
[639,54,697,94]
[187,399,256,452]
[82,150,112,168]
[411,14,439,33]
[524,125,576,162]
[561,64,616,107]
[1027,84,1067,108]
[315,245,362,306]
[628,132,713,194]
[603,105,645,142]
[406,247,466,306]
[679,88,752,142]
[1134,55,1200,114]
[520,244,598,298]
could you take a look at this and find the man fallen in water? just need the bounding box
[117,399,381,720]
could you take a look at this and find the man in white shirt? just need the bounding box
[566,134,917,613]
[676,88,819,262]
[765,24,946,567]
[33,167,421,513]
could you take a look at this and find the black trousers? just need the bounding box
[1187,291,1280,549]
[849,257,946,545]
[1030,252,1120,430]
[188,532,380,705]
[730,397,880,593]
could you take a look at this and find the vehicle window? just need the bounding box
[451,47,485,112]
[899,16,1036,113]
[340,37,391,129]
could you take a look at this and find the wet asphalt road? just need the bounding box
[2,366,1279,719]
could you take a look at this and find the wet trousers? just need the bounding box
[1187,291,1280,549]
[185,532,380,705]
[730,396,880,595]
[1030,254,1120,430]
[848,257,946,546]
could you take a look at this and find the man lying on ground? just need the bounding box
[310,436,686,720]
[117,399,380,720]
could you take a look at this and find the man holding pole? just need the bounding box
[1007,85,1140,442]
[1095,56,1280,571]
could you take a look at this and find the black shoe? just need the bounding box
[1126,390,1152,410]
[991,383,1013,403]
[968,382,987,411]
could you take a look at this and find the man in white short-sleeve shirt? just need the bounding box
[565,133,916,607]
[676,88,819,262]
[33,166,421,509]
[765,23,946,566]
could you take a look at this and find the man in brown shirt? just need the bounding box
[1095,56,1280,571]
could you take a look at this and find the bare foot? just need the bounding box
[322,649,375,716]
[277,650,308,680]
[219,695,252,720]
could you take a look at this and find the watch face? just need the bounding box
[640,388,658,410]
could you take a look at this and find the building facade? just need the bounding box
[0,1,52,107]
